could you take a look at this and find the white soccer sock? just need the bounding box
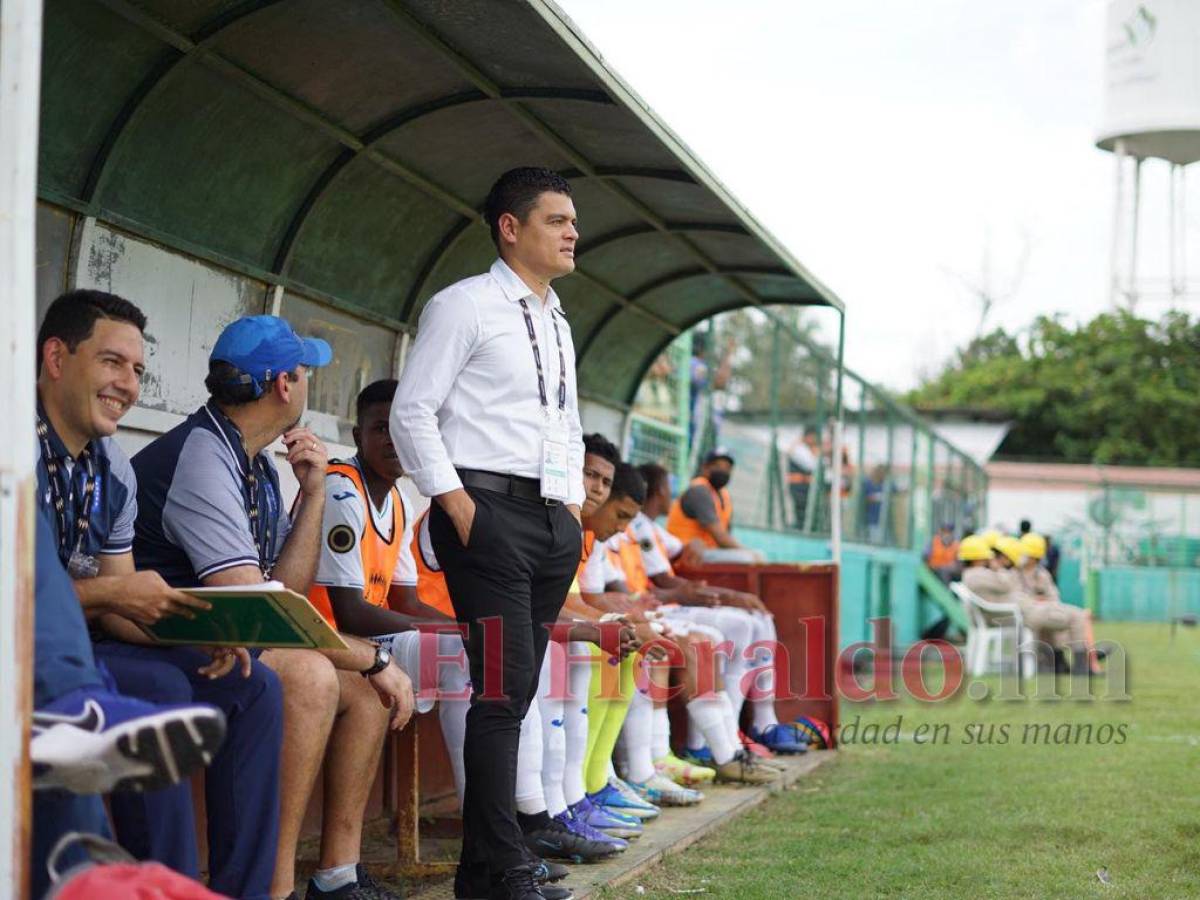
[747,613,780,731]
[537,648,569,816]
[715,608,756,725]
[436,632,471,809]
[516,698,546,815]
[618,688,656,784]
[686,695,738,765]
[312,862,357,892]
[652,705,671,760]
[719,690,745,753]
[561,642,591,807]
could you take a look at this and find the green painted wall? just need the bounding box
[1094,567,1200,622]
[737,527,927,651]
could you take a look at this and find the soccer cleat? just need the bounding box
[627,773,704,807]
[735,734,786,770]
[525,815,622,863]
[715,750,781,785]
[571,796,643,839]
[654,751,716,785]
[596,777,660,820]
[530,859,570,884]
[556,809,628,853]
[31,687,226,795]
[748,723,810,755]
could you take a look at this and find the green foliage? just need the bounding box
[908,311,1200,465]
[708,307,834,415]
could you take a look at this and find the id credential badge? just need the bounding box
[540,419,570,502]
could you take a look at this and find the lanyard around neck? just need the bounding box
[36,415,97,564]
[517,297,567,414]
[203,405,276,572]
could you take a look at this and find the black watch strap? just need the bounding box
[362,645,390,677]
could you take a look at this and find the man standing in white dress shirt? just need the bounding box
[391,167,585,900]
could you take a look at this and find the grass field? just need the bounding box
[602,622,1200,899]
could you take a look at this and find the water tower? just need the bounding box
[1097,0,1200,309]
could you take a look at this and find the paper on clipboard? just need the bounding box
[144,581,348,650]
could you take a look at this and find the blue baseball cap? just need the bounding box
[210,315,332,396]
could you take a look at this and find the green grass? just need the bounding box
[601,623,1200,899]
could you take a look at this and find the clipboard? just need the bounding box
[143,581,349,650]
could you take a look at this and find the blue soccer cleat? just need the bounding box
[748,722,810,755]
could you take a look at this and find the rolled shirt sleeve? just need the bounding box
[391,288,480,498]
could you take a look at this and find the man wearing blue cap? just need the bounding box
[133,314,413,900]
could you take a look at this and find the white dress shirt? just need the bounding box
[391,258,585,507]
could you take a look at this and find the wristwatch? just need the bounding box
[361,644,392,678]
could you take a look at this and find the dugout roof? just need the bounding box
[38,0,845,406]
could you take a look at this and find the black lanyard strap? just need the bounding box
[517,298,567,413]
[36,415,97,564]
[203,405,276,573]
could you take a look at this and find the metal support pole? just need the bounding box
[803,360,825,534]
[1110,139,1126,307]
[766,321,781,529]
[1129,155,1142,310]
[1170,162,1178,306]
[830,312,846,564]
[0,0,43,894]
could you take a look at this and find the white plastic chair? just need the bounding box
[950,582,1036,679]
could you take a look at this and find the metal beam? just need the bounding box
[577,221,747,258]
[381,1,794,318]
[629,265,792,301]
[86,0,288,205]
[273,87,611,274]
[559,165,694,184]
[381,2,855,329]
[83,0,678,334]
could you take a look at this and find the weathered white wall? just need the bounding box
[1,0,43,894]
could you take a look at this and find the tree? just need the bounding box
[908,311,1200,466]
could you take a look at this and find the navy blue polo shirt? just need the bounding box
[132,401,291,588]
[35,405,138,568]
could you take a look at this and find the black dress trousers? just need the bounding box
[429,483,581,878]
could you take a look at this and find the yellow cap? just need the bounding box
[958,534,993,562]
[1020,532,1047,560]
[981,529,1002,549]
[995,535,1024,565]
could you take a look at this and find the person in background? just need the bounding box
[923,522,960,585]
[666,449,759,561]
[1044,535,1061,584]
[785,428,819,528]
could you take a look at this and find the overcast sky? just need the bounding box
[556,0,1191,391]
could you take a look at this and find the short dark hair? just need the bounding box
[638,462,669,498]
[37,289,147,373]
[356,379,398,421]
[483,167,572,250]
[609,462,646,506]
[204,360,298,407]
[205,360,261,406]
[584,433,620,467]
[1019,519,1032,535]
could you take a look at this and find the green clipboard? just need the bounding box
[143,581,348,650]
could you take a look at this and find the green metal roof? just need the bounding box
[38,0,845,406]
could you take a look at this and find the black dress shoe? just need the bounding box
[492,864,547,900]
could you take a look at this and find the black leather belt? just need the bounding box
[457,468,559,505]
